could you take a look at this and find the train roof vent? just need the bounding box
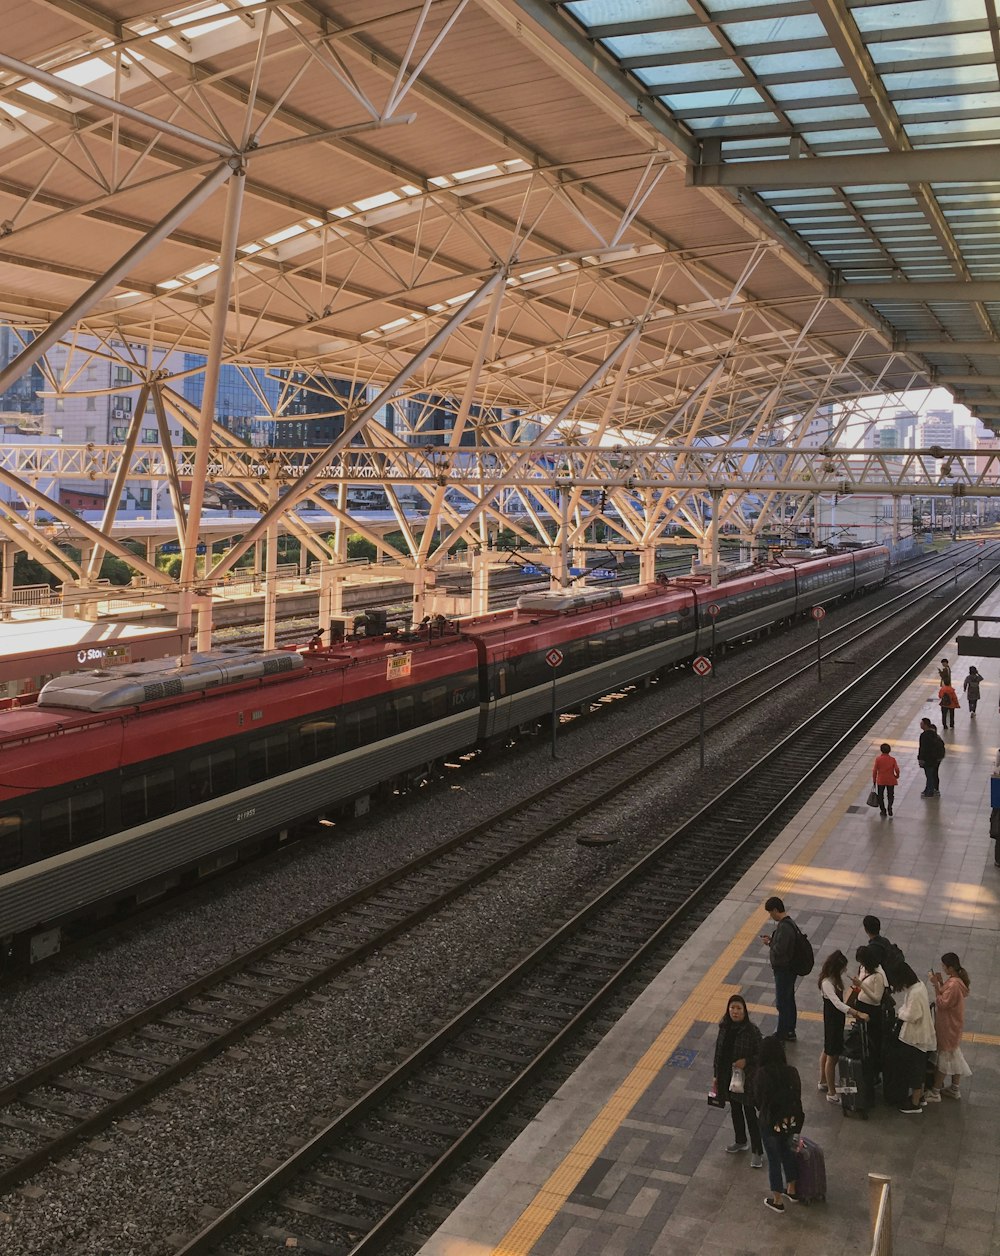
[37,648,304,711]
[516,588,623,612]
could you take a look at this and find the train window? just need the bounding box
[0,813,22,871]
[606,630,622,657]
[190,749,236,802]
[588,636,605,663]
[248,733,290,784]
[343,706,378,750]
[394,694,416,732]
[568,641,587,669]
[121,768,175,827]
[41,790,104,852]
[497,666,507,697]
[423,685,448,720]
[300,719,337,765]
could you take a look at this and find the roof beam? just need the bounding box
[689,145,1000,189]
[905,339,1000,355]
[832,280,1000,302]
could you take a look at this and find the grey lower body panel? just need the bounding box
[0,710,480,939]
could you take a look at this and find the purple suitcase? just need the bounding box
[794,1134,826,1203]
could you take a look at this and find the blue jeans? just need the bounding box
[761,1128,798,1195]
[774,967,797,1037]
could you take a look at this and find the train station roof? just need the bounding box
[0,0,997,441]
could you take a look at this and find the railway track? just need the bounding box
[0,545,984,1210]
[167,555,1000,1256]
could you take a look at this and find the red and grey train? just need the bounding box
[0,545,889,964]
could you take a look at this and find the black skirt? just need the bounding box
[823,998,846,1055]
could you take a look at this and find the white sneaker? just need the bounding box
[943,1085,961,1099]
[924,1089,942,1103]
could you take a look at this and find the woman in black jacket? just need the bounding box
[753,1035,803,1212]
[712,994,764,1168]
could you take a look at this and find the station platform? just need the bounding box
[419,623,1000,1255]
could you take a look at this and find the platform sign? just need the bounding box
[545,648,564,668]
[521,564,550,576]
[811,607,825,683]
[707,603,721,618]
[590,568,618,579]
[386,651,412,681]
[692,654,713,677]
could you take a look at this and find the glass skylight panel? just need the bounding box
[800,127,882,145]
[636,61,736,89]
[685,113,779,131]
[868,31,992,66]
[659,87,764,112]
[720,13,827,45]
[896,92,1000,117]
[882,66,989,93]
[852,0,969,33]
[747,49,844,76]
[906,117,999,139]
[603,28,721,58]
[566,0,690,22]
[767,78,856,103]
[786,104,871,124]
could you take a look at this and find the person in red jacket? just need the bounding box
[872,742,900,817]
[938,683,960,730]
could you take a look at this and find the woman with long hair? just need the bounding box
[817,950,868,1101]
[753,1035,803,1213]
[926,953,972,1100]
[889,963,937,1113]
[852,944,888,1078]
[711,994,764,1167]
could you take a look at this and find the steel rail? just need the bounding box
[172,560,1000,1256]
[0,545,979,1199]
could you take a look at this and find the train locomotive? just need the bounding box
[0,544,889,965]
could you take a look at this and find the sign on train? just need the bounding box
[386,652,412,680]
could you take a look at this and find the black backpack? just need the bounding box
[789,920,814,977]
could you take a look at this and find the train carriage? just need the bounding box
[0,543,891,966]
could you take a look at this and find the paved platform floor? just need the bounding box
[418,622,1000,1256]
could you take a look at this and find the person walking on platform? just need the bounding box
[712,994,764,1167]
[871,743,900,817]
[925,954,972,1101]
[938,681,960,730]
[938,658,952,687]
[918,718,945,796]
[753,1035,803,1212]
[761,897,800,1042]
[817,950,868,1102]
[887,964,936,1113]
[963,666,983,717]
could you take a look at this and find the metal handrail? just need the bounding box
[869,1173,892,1256]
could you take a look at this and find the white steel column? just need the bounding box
[263,477,279,651]
[639,545,657,585]
[180,166,246,594]
[709,491,722,588]
[0,541,13,618]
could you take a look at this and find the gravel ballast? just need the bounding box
[0,561,954,1253]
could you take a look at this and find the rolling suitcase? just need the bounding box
[794,1134,826,1203]
[838,1021,875,1119]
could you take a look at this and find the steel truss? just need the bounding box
[0,0,953,638]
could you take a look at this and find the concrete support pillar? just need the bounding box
[892,496,902,544]
[195,593,213,653]
[411,566,434,625]
[470,544,489,616]
[639,545,657,586]
[0,541,14,618]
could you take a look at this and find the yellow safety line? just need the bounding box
[490,682,966,1256]
[492,792,848,1255]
